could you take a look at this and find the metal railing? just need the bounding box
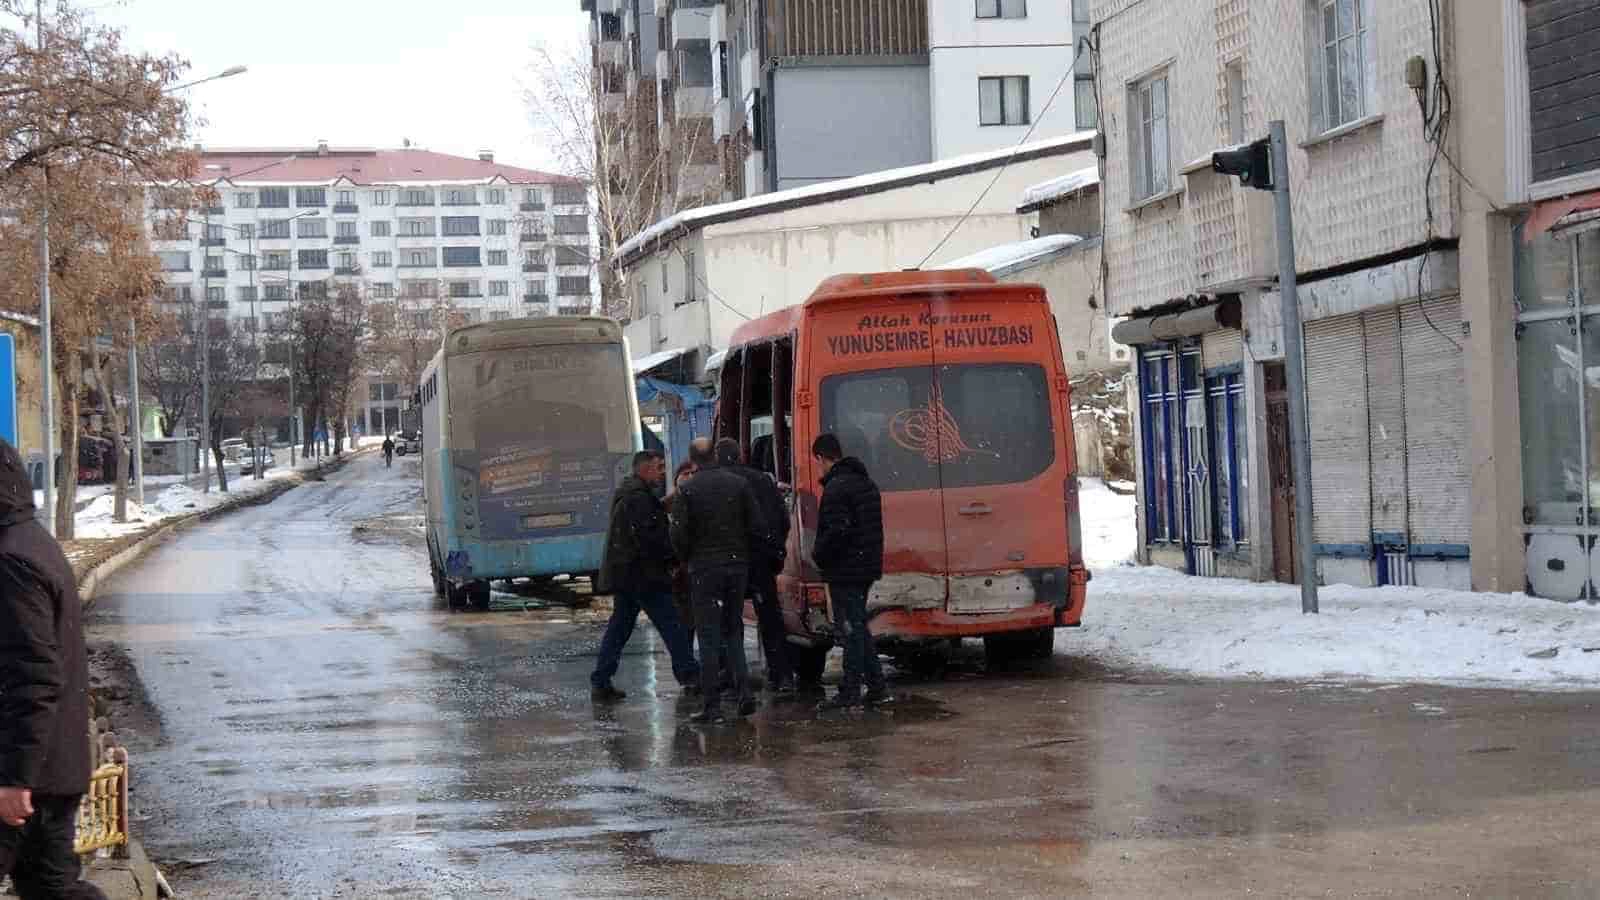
[74,732,129,856]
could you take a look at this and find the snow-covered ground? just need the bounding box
[1071,478,1600,692]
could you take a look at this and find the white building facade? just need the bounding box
[1096,0,1472,590]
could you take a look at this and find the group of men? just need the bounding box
[593,432,890,723]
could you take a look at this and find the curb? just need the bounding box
[76,446,377,604]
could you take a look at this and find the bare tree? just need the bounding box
[367,288,459,406]
[140,308,200,438]
[525,39,724,321]
[289,280,369,461]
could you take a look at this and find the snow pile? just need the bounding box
[75,494,155,539]
[1080,477,1136,571]
[937,234,1084,275]
[1019,165,1100,210]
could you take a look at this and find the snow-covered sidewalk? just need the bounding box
[1070,478,1600,692]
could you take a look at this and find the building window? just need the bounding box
[401,189,434,206]
[237,254,256,271]
[442,246,481,267]
[447,280,479,298]
[717,42,730,98]
[487,189,505,204]
[158,251,189,271]
[553,185,587,206]
[261,218,290,238]
[298,249,328,269]
[371,220,391,237]
[442,216,480,236]
[262,251,289,270]
[160,285,191,303]
[1140,349,1178,542]
[237,286,257,302]
[403,280,436,299]
[558,276,590,295]
[203,223,225,241]
[976,0,1026,18]
[295,188,326,207]
[338,190,354,204]
[372,190,390,205]
[678,41,714,88]
[490,310,511,322]
[236,223,255,240]
[1311,0,1370,133]
[554,215,587,235]
[554,245,590,266]
[978,76,1029,126]
[1129,72,1171,201]
[684,250,697,303]
[371,282,394,298]
[487,250,508,266]
[1207,372,1248,545]
[297,218,327,238]
[337,252,357,270]
[372,251,392,267]
[405,249,436,267]
[234,191,255,208]
[258,188,289,208]
[488,219,507,235]
[298,281,327,300]
[523,187,543,205]
[1225,60,1246,145]
[203,254,224,273]
[336,220,358,238]
[443,189,477,206]
[205,285,225,303]
[401,217,435,237]
[489,280,509,296]
[1074,77,1097,129]
[263,283,290,301]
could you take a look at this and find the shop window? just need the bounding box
[1207,371,1248,545]
[1140,348,1177,541]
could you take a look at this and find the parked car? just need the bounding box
[219,437,247,463]
[240,446,275,475]
[394,432,421,456]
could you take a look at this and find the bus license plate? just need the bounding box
[521,512,573,529]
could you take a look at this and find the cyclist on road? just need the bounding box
[382,434,395,468]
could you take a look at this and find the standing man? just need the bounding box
[0,438,108,899]
[811,433,893,711]
[592,450,700,702]
[381,434,395,468]
[670,439,770,723]
[716,438,794,699]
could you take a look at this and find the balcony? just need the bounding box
[334,266,359,276]
[557,288,593,298]
[262,262,290,271]
[200,205,225,216]
[1184,166,1276,291]
[205,299,229,310]
[519,202,546,212]
[298,261,330,270]
[397,199,436,208]
[201,267,226,278]
[522,263,548,273]
[523,293,549,303]
[671,3,715,48]
[257,198,289,209]
[675,85,713,121]
[332,203,359,214]
[199,237,226,247]
[520,232,548,243]
[558,305,591,316]
[333,235,360,245]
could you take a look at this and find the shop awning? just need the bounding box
[1110,296,1242,346]
[631,346,692,376]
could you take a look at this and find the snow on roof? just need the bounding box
[616,131,1097,267]
[0,309,40,329]
[187,147,580,186]
[631,346,692,375]
[936,234,1086,276]
[1017,166,1100,212]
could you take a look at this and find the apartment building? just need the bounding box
[147,145,594,332]
[1096,0,1474,591]
[583,0,1094,204]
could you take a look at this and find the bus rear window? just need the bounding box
[819,363,1055,492]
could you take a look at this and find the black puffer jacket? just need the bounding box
[669,464,771,573]
[598,475,673,594]
[813,457,884,585]
[0,439,91,796]
[728,463,789,569]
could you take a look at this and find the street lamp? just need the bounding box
[164,65,248,95]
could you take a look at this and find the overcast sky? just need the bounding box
[91,0,588,173]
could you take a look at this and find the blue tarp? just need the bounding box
[636,377,714,473]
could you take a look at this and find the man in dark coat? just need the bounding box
[715,438,795,698]
[811,433,892,711]
[0,437,107,899]
[592,450,700,702]
[669,439,771,723]
[381,435,395,467]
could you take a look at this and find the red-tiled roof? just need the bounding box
[190,147,583,186]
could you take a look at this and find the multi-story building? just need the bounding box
[584,0,1095,204]
[146,144,592,437]
[1098,0,1473,591]
[147,144,593,330]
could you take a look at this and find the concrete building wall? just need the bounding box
[772,65,932,190]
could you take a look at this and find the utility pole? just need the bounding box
[200,208,212,493]
[128,319,144,506]
[1213,119,1319,614]
[35,0,54,535]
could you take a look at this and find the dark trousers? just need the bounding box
[749,563,793,688]
[0,793,108,899]
[830,581,885,699]
[692,564,752,712]
[592,589,701,689]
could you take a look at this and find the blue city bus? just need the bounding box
[418,316,642,609]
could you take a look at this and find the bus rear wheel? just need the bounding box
[469,580,492,611]
[984,628,1055,666]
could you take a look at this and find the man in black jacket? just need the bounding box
[670,439,770,723]
[811,433,892,711]
[715,438,795,698]
[0,438,108,899]
[592,450,700,703]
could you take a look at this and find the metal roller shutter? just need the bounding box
[1362,307,1407,535]
[1305,314,1371,545]
[1401,296,1469,545]
[1202,329,1243,369]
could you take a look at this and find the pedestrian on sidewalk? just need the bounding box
[382,434,395,468]
[811,433,892,712]
[665,458,700,655]
[591,450,701,703]
[716,438,795,700]
[669,438,772,724]
[0,438,109,900]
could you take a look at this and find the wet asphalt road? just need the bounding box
[87,454,1600,898]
